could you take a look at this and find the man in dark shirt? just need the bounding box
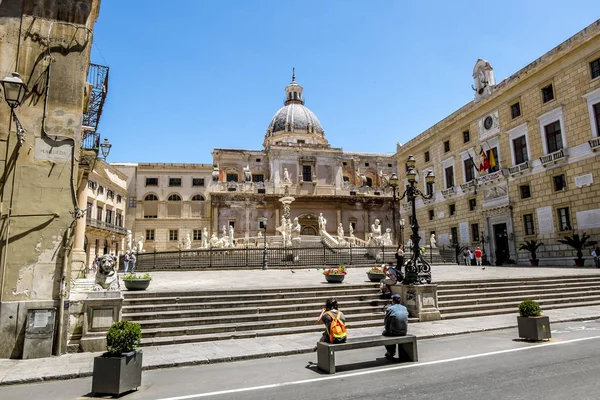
[383,294,408,360]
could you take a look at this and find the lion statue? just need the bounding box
[95,254,120,290]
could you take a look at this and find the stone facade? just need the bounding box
[114,76,398,250]
[0,0,102,358]
[396,20,600,266]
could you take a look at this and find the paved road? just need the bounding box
[2,320,600,399]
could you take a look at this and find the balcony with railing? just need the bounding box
[441,186,455,198]
[459,180,476,193]
[540,148,567,166]
[86,217,128,235]
[589,137,600,151]
[508,160,531,175]
[477,170,504,185]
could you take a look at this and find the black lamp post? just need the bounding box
[399,155,435,285]
[1,72,28,146]
[261,217,268,270]
[388,172,399,246]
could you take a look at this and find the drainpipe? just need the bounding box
[56,224,71,356]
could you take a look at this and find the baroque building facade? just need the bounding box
[115,74,397,250]
[395,20,600,266]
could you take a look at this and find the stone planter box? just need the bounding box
[92,350,143,396]
[517,316,551,341]
[124,279,151,291]
[324,274,345,283]
[366,272,386,282]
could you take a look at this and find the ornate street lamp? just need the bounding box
[388,172,399,246]
[399,157,435,285]
[1,72,28,146]
[261,217,268,270]
[99,138,112,159]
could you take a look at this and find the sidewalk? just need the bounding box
[2,304,600,386]
[2,265,600,386]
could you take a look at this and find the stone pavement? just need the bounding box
[1,264,600,386]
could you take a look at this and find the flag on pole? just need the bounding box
[488,148,497,170]
[467,150,478,178]
[479,147,490,172]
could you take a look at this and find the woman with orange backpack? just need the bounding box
[316,297,347,344]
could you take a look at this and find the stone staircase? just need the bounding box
[121,275,600,347]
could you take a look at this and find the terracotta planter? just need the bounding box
[529,259,539,266]
[517,316,551,341]
[366,272,386,282]
[574,258,585,267]
[324,274,345,283]
[124,279,151,291]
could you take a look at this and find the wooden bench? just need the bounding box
[317,334,418,374]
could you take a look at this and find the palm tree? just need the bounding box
[558,232,594,266]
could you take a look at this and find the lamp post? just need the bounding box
[1,72,28,146]
[399,218,405,246]
[399,156,435,285]
[261,217,268,270]
[388,172,399,246]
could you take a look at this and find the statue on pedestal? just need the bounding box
[291,217,301,245]
[430,233,437,248]
[318,213,327,233]
[384,228,392,246]
[228,225,235,247]
[202,228,208,248]
[337,223,345,245]
[244,165,252,182]
[283,168,291,183]
[183,234,191,250]
[126,231,133,252]
[95,254,120,290]
[348,223,354,237]
[137,235,144,253]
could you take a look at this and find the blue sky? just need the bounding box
[91,1,599,164]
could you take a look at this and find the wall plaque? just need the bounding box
[537,206,554,234]
[35,138,72,162]
[576,209,600,229]
[575,173,593,188]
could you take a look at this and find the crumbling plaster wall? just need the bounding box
[0,0,100,358]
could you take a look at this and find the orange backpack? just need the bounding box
[326,311,347,343]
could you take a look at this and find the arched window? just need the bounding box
[191,194,205,217]
[143,193,158,218]
[167,193,182,218]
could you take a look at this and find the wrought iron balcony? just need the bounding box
[589,137,600,152]
[86,217,128,235]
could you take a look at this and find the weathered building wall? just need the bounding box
[0,0,101,358]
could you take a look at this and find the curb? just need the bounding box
[3,313,599,387]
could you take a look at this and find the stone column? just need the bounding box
[245,202,250,239]
[363,209,369,241]
[72,179,88,278]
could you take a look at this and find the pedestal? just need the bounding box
[392,284,441,322]
[79,291,124,352]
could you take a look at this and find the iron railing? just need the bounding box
[133,245,399,271]
[86,217,128,235]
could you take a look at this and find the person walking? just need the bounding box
[383,294,409,360]
[129,252,137,274]
[475,247,483,269]
[123,252,130,273]
[316,297,347,344]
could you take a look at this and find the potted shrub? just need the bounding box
[558,232,594,267]
[366,265,386,282]
[92,320,143,396]
[323,266,347,283]
[123,273,152,291]
[519,240,544,266]
[517,300,551,341]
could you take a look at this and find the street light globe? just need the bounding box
[389,172,399,187]
[406,155,416,169]
[425,170,435,184]
[99,138,112,159]
[1,72,27,109]
[406,167,417,182]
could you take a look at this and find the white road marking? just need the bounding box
[153,335,600,400]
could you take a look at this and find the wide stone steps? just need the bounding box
[121,275,600,348]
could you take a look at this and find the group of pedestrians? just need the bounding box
[462,247,486,269]
[316,295,409,360]
[123,251,137,274]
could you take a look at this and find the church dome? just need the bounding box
[264,71,328,147]
[267,103,325,136]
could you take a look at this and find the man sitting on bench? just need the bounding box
[383,294,408,360]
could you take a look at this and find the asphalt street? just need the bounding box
[2,320,600,399]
